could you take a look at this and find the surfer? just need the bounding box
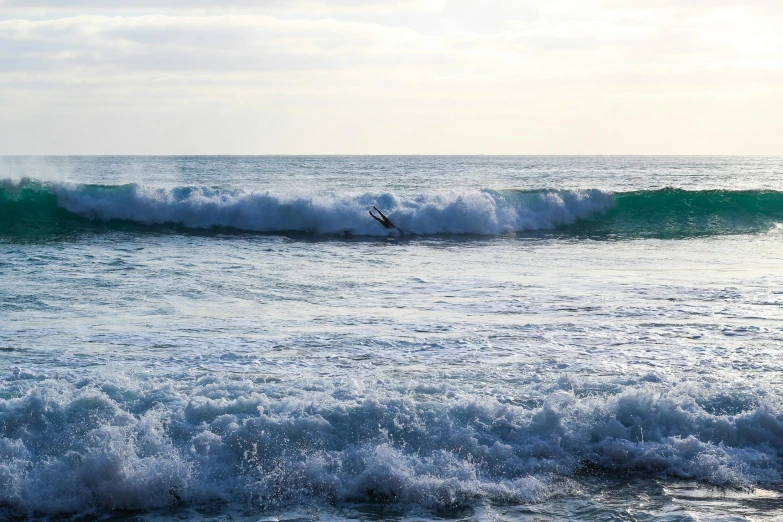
[369,206,403,236]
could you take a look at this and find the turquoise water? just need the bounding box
[2,156,783,521]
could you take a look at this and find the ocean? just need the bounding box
[2,155,783,521]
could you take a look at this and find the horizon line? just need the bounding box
[2,154,782,158]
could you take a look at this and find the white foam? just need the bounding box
[49,183,614,235]
[0,376,780,516]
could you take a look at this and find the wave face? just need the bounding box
[599,188,783,238]
[0,375,781,517]
[3,179,783,239]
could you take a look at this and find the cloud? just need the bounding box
[0,14,440,74]
[0,0,782,153]
[2,4,781,81]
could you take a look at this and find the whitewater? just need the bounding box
[2,179,615,236]
[2,156,783,521]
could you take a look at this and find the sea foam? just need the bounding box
[1,374,781,516]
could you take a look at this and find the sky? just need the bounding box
[0,0,782,154]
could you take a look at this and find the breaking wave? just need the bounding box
[3,179,783,240]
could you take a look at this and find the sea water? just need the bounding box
[1,156,783,521]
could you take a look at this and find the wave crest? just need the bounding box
[1,179,610,236]
[4,179,783,239]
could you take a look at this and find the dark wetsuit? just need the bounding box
[369,206,403,235]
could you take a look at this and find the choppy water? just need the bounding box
[2,156,783,521]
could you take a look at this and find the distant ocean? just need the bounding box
[2,156,783,521]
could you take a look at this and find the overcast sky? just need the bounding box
[1,0,781,154]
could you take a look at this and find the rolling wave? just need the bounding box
[3,179,783,239]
